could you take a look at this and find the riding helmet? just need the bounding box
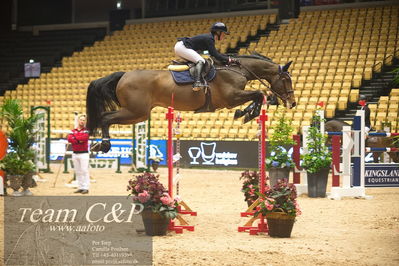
[210,22,230,35]
[359,94,367,101]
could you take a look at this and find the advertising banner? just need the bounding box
[364,163,399,187]
[179,140,258,168]
[178,140,292,168]
[50,139,167,166]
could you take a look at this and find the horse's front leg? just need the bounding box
[234,102,256,119]
[231,90,264,122]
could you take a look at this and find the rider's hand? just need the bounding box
[228,57,239,65]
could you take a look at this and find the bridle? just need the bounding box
[216,61,294,102]
[239,63,294,103]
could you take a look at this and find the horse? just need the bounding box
[86,52,296,153]
[324,120,399,163]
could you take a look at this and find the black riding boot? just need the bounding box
[192,61,206,92]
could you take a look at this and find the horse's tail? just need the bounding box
[86,71,125,135]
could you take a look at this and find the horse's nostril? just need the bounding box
[291,102,297,108]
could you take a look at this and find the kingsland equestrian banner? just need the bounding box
[364,163,399,187]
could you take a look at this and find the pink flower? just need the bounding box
[248,185,253,189]
[138,190,150,203]
[134,185,140,192]
[265,202,274,211]
[160,194,174,206]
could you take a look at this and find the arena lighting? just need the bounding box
[116,0,122,9]
[29,59,34,63]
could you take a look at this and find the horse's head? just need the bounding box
[270,61,296,109]
[236,53,296,109]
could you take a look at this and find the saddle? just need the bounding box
[168,58,216,85]
[168,58,216,113]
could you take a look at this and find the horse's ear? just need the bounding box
[282,61,293,72]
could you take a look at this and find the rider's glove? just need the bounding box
[228,57,239,65]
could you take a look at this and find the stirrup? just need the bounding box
[192,81,205,92]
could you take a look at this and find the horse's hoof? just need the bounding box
[100,140,111,153]
[234,109,244,119]
[243,113,252,124]
[90,142,101,152]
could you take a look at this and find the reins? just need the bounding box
[237,62,293,102]
[216,61,293,102]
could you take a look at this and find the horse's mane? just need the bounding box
[236,52,276,64]
[211,51,276,66]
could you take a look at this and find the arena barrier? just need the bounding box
[166,106,196,234]
[238,109,268,235]
[63,151,123,174]
[53,120,153,172]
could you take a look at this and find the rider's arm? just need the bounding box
[206,38,229,64]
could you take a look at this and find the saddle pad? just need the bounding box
[168,65,190,71]
[170,67,216,85]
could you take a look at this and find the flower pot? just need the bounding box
[141,209,170,236]
[7,174,24,191]
[268,167,291,187]
[266,212,295,238]
[307,167,330,198]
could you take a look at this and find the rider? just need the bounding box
[174,22,238,91]
[358,94,371,134]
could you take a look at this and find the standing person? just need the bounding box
[358,94,371,134]
[67,114,90,194]
[174,22,238,91]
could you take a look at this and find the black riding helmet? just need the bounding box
[210,22,230,35]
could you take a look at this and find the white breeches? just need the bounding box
[72,153,90,190]
[174,41,205,63]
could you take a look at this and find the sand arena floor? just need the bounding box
[0,165,398,266]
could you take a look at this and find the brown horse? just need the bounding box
[86,53,296,152]
[324,120,399,163]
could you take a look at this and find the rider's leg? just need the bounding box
[192,61,206,91]
[174,41,206,91]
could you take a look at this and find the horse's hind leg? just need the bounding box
[372,152,380,163]
[388,152,399,163]
[93,108,148,153]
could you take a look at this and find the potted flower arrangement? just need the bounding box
[0,99,41,196]
[240,170,259,206]
[256,178,301,238]
[127,172,178,236]
[301,115,332,198]
[266,107,295,187]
